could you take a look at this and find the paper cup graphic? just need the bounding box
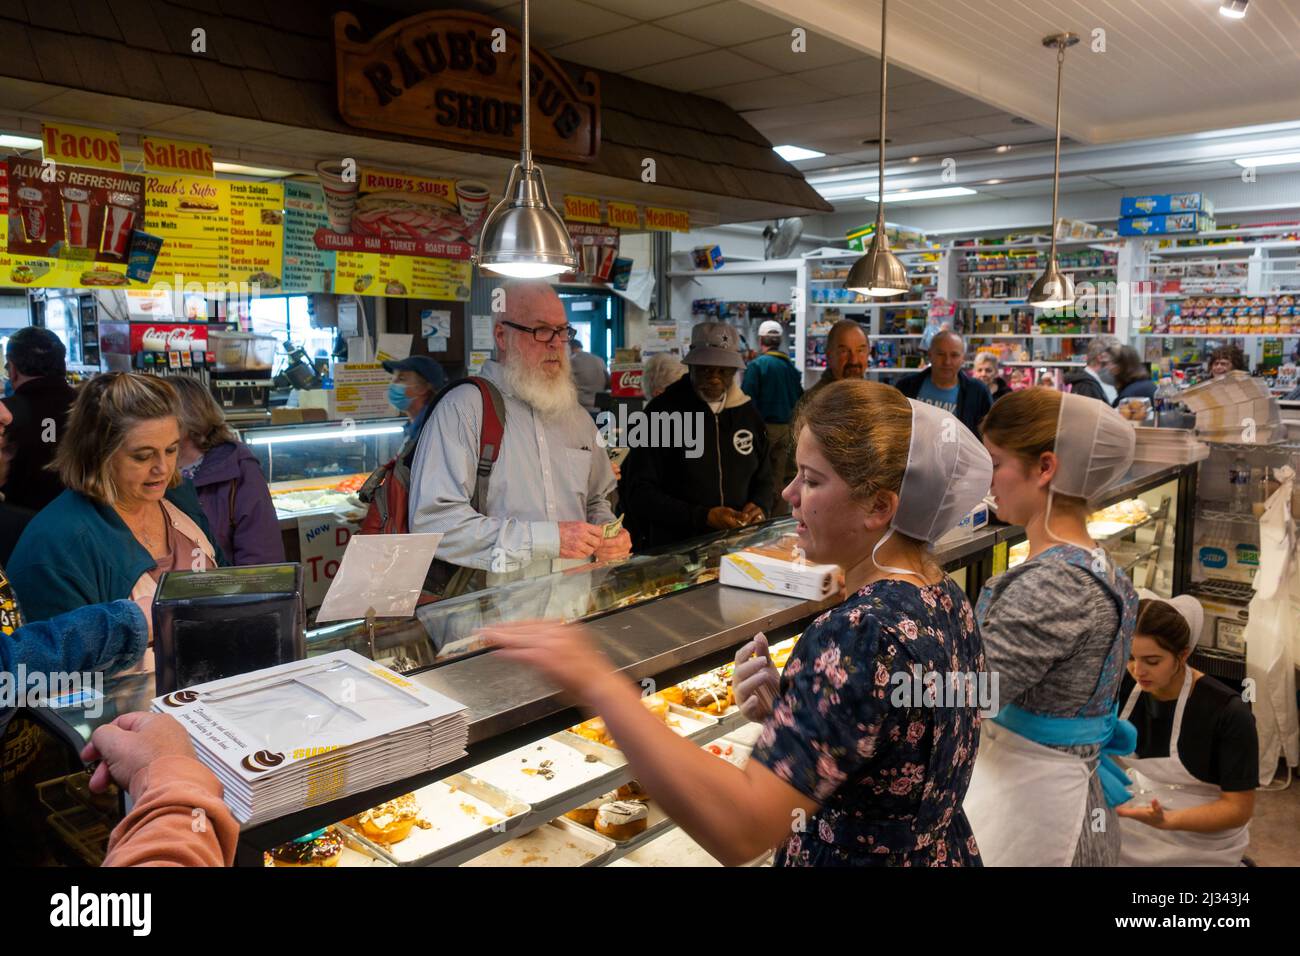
[101,205,137,257]
[17,187,48,243]
[316,160,359,234]
[455,180,490,228]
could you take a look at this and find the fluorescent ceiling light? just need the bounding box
[1219,0,1248,18]
[1235,152,1300,168]
[213,161,298,178]
[773,144,825,161]
[862,186,977,203]
[245,424,404,445]
[0,134,42,150]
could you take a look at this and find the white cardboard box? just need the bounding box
[720,539,838,600]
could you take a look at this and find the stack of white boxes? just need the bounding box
[1179,371,1284,444]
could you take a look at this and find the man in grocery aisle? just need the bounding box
[1064,335,1120,403]
[798,319,870,408]
[408,280,631,592]
[740,320,802,515]
[620,321,772,550]
[895,329,992,435]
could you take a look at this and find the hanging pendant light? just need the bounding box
[1028,32,1079,310]
[474,0,578,278]
[845,0,908,297]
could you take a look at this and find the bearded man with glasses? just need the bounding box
[409,280,630,590]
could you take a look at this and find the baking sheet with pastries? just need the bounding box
[465,733,625,815]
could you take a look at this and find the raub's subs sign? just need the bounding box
[334,10,600,163]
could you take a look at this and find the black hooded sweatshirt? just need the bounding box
[618,374,772,550]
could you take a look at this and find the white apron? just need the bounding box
[963,719,1093,866]
[1117,667,1251,866]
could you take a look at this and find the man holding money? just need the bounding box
[409,280,631,590]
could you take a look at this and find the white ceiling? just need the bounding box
[458,0,1048,173]
[459,0,1300,217]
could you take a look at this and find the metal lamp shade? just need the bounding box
[1028,259,1076,309]
[475,163,577,278]
[845,231,910,296]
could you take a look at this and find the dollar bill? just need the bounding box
[603,514,624,539]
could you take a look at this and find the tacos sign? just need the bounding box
[333,10,600,164]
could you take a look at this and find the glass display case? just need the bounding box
[306,519,801,674]
[237,418,405,522]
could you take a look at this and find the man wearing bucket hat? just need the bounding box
[1115,591,1258,866]
[964,388,1141,866]
[618,321,772,550]
[741,319,802,516]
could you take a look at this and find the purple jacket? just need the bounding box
[190,441,285,566]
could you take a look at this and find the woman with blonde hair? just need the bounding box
[168,376,283,566]
[7,373,219,626]
[483,381,993,866]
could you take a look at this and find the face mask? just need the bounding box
[1098,367,1116,386]
[387,382,411,411]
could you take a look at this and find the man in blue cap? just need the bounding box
[382,355,448,440]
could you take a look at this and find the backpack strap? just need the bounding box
[465,377,506,513]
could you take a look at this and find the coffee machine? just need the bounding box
[209,330,278,414]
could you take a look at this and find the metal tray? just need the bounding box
[461,818,616,868]
[340,773,530,867]
[466,733,626,818]
[565,795,673,851]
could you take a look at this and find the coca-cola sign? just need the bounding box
[128,323,209,353]
[610,367,643,397]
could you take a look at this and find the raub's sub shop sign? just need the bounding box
[333,10,601,163]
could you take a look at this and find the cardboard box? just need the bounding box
[720,538,838,600]
[1120,192,1214,218]
[1118,213,1215,236]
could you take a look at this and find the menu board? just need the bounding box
[228,180,284,292]
[144,174,232,285]
[5,157,143,269]
[333,251,471,301]
[1,164,129,287]
[282,181,335,293]
[331,363,392,418]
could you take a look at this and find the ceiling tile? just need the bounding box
[585,0,705,18]
[729,32,864,73]
[792,61,881,96]
[698,74,829,111]
[656,1,792,47]
[550,23,712,72]
[625,49,778,92]
[487,0,637,48]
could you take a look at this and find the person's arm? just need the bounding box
[741,360,762,402]
[485,622,818,865]
[83,713,239,867]
[0,599,147,677]
[232,458,285,565]
[408,392,560,569]
[1118,791,1254,833]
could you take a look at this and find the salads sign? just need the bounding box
[333,10,600,163]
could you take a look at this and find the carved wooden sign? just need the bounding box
[334,10,601,163]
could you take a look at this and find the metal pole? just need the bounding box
[521,0,532,171]
[877,0,888,229]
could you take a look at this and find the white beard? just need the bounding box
[502,349,579,420]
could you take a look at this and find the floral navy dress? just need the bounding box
[753,576,985,866]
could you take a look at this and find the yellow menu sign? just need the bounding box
[645,206,690,232]
[41,122,122,171]
[145,174,232,286]
[141,137,214,176]
[229,181,284,291]
[0,214,128,288]
[333,251,471,301]
[606,201,640,229]
[564,195,601,223]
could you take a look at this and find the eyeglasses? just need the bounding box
[500,320,578,343]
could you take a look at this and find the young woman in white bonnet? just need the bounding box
[481,381,993,866]
[1116,591,1257,866]
[964,387,1140,866]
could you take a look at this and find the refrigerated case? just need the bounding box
[237,417,405,527]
